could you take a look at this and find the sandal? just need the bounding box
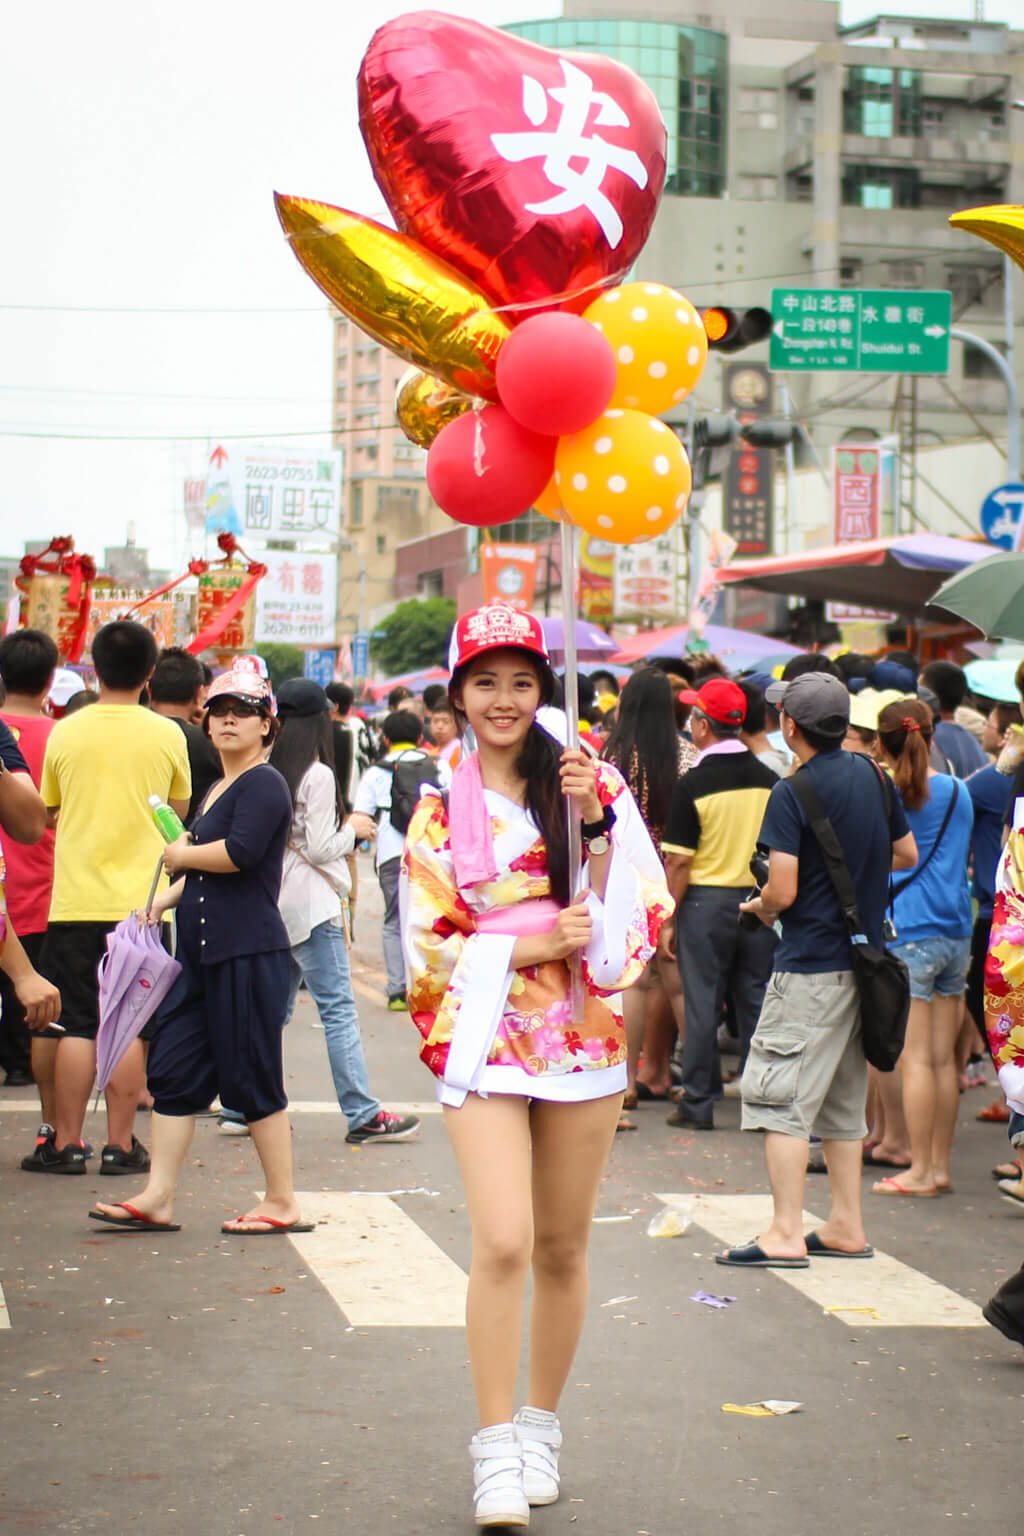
[871,1176,939,1198]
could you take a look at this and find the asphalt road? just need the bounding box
[2,865,1022,1536]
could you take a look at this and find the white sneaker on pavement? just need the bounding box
[514,1406,561,1507]
[470,1422,529,1528]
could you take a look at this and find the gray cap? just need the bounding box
[766,673,849,738]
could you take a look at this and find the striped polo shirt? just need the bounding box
[662,741,779,888]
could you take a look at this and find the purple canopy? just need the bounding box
[95,919,182,1092]
[539,616,617,661]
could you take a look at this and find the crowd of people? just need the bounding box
[5,608,1024,1526]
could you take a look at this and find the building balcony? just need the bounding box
[841,132,1009,167]
[838,206,991,250]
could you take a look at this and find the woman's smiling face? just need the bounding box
[454,650,541,754]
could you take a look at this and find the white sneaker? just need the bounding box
[470,1423,529,1528]
[514,1407,561,1507]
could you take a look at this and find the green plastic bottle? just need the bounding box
[149,794,185,843]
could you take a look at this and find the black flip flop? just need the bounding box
[862,1151,912,1170]
[90,1202,181,1233]
[634,1082,669,1102]
[805,1231,874,1259]
[714,1241,809,1269]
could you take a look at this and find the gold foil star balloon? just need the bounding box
[395,368,472,449]
[274,195,511,401]
[948,205,1024,275]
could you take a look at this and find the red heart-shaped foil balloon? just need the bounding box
[359,10,667,317]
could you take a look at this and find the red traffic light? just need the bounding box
[698,306,773,353]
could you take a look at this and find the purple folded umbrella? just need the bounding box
[95,919,182,1092]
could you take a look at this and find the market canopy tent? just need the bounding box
[715,534,990,619]
[610,623,801,671]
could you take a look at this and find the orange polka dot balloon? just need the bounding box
[583,282,708,415]
[533,474,564,522]
[555,409,692,544]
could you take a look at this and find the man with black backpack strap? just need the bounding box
[353,709,451,1010]
[715,673,917,1270]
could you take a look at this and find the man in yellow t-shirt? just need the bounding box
[35,622,191,1175]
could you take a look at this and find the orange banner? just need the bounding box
[480,543,539,611]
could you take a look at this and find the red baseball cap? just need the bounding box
[678,677,747,727]
[448,605,550,672]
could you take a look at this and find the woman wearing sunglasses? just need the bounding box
[91,662,311,1237]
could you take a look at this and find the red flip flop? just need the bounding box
[89,1201,181,1232]
[220,1213,315,1235]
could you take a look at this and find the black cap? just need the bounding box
[276,678,329,717]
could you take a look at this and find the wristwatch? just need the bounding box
[581,803,616,857]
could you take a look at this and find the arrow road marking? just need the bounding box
[289,1191,467,1327]
[660,1193,986,1328]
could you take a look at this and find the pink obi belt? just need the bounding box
[474,899,561,940]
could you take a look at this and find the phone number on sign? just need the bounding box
[259,620,331,639]
[245,466,315,482]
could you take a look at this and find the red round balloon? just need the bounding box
[358,13,667,315]
[496,312,617,436]
[426,405,556,527]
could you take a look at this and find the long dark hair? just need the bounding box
[601,667,679,840]
[450,649,570,907]
[269,711,344,823]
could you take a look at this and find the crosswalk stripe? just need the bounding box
[0,1280,9,1330]
[291,1191,467,1327]
[0,1099,442,1116]
[660,1192,986,1328]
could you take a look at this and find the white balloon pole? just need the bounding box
[558,516,586,1023]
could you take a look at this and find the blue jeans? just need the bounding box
[288,916,380,1133]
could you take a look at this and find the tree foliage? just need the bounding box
[370,597,456,675]
[257,643,305,691]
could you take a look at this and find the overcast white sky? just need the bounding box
[2,0,1018,575]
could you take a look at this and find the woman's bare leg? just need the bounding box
[931,993,964,1190]
[526,1094,622,1411]
[93,1111,195,1225]
[444,1094,533,1427]
[222,1110,302,1230]
[885,999,938,1192]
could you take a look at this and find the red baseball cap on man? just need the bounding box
[678,677,747,727]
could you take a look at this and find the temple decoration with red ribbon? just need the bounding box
[185,534,267,656]
[17,536,96,663]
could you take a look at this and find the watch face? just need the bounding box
[585,833,611,856]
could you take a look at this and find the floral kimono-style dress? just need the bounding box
[400,757,673,1107]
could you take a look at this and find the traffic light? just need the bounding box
[693,414,739,451]
[739,420,800,449]
[698,306,773,353]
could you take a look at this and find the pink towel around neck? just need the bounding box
[449,752,499,891]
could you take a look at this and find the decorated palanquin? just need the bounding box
[985,801,1024,1115]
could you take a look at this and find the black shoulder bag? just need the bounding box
[790,767,910,1073]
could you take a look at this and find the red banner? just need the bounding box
[830,445,888,621]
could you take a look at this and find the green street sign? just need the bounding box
[769,288,951,374]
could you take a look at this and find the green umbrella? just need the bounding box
[929,552,1024,640]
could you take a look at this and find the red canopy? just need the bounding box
[715,533,989,618]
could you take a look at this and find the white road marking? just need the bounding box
[0,1099,442,1116]
[659,1192,986,1328]
[291,1191,467,1327]
[0,1280,9,1330]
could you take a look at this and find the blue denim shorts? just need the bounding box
[891,935,971,1002]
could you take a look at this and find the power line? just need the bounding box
[0,251,1008,317]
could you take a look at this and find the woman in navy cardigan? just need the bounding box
[91,663,311,1237]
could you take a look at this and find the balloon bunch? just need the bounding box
[275,9,708,547]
